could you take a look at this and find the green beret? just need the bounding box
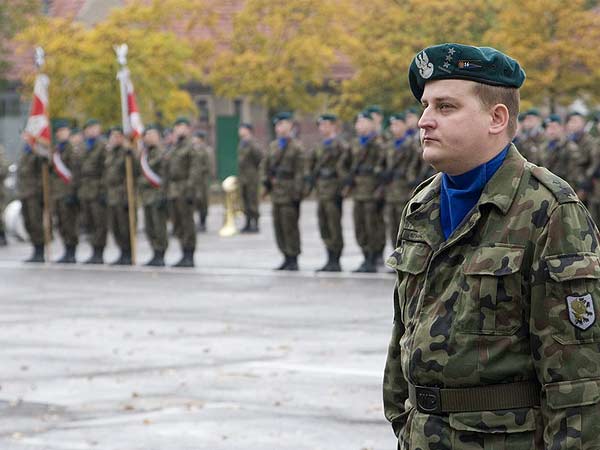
[405,107,420,116]
[70,127,81,134]
[517,113,525,122]
[566,111,585,120]
[143,124,160,134]
[408,43,526,101]
[194,130,207,138]
[389,113,406,122]
[317,113,337,123]
[54,119,70,130]
[272,112,293,125]
[239,122,254,130]
[84,118,100,129]
[173,116,191,126]
[109,125,123,134]
[524,108,541,117]
[356,110,372,120]
[365,105,383,115]
[544,114,562,126]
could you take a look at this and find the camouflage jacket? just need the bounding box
[50,140,80,201]
[104,145,139,206]
[163,137,201,200]
[306,136,351,201]
[518,128,545,165]
[16,148,44,200]
[565,132,598,195]
[138,144,165,206]
[540,138,570,185]
[384,145,600,450]
[78,137,106,201]
[193,142,212,201]
[348,136,385,201]
[262,138,305,204]
[237,139,263,184]
[379,136,420,203]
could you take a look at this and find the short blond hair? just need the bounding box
[472,83,520,138]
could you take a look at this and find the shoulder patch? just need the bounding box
[529,164,578,204]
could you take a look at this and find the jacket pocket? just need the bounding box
[545,253,600,345]
[457,244,525,335]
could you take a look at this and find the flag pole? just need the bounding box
[115,44,137,265]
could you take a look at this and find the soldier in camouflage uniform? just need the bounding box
[346,111,385,273]
[262,112,305,271]
[104,127,138,265]
[377,113,418,249]
[306,113,351,272]
[49,120,80,263]
[17,132,46,262]
[139,125,168,267]
[164,117,201,268]
[191,130,212,233]
[237,123,263,233]
[384,43,600,450]
[0,144,9,246]
[517,108,545,165]
[540,114,569,182]
[79,119,107,264]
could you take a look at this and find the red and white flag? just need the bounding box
[24,73,51,146]
[117,67,144,139]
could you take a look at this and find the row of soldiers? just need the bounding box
[12,116,212,267]
[515,108,600,223]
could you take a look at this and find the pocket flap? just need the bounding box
[386,241,430,274]
[545,378,600,410]
[545,253,600,282]
[449,408,538,434]
[463,245,525,276]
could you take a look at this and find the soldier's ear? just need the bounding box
[489,103,509,137]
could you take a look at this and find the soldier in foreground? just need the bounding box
[164,117,200,268]
[79,119,107,264]
[237,123,262,233]
[384,43,600,449]
[306,113,351,272]
[139,125,168,267]
[262,112,304,271]
[49,120,80,263]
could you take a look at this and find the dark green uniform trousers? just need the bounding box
[241,180,260,220]
[54,199,79,247]
[318,199,343,254]
[170,198,196,250]
[21,196,45,246]
[353,199,379,254]
[273,202,300,257]
[109,204,132,251]
[386,201,406,248]
[81,199,107,248]
[144,203,168,252]
[374,198,386,253]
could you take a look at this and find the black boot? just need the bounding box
[353,252,376,273]
[85,247,104,264]
[0,231,7,246]
[56,245,76,264]
[317,250,336,272]
[275,256,290,270]
[249,218,259,233]
[173,248,194,268]
[285,256,299,271]
[326,250,342,272]
[241,216,252,233]
[111,249,132,266]
[374,250,385,267]
[24,245,45,263]
[145,250,165,267]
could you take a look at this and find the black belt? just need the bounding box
[408,381,540,414]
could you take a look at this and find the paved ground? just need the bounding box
[0,200,397,450]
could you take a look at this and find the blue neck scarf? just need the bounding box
[547,139,560,151]
[440,144,510,240]
[406,128,417,138]
[359,132,376,147]
[323,137,335,147]
[85,137,96,151]
[278,137,289,150]
[23,144,33,154]
[568,131,583,142]
[57,141,68,152]
[394,136,407,150]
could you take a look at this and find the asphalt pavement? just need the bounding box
[0,199,397,450]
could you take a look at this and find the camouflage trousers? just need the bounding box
[374,198,386,254]
[21,195,44,246]
[80,198,107,248]
[317,198,343,254]
[272,202,300,257]
[196,181,210,226]
[108,204,134,251]
[386,200,407,248]
[53,198,79,247]
[144,202,168,252]
[170,197,196,251]
[353,199,380,254]
[240,179,260,220]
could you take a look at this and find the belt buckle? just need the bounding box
[415,386,442,414]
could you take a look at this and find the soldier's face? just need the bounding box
[355,117,374,136]
[405,113,419,129]
[144,130,160,146]
[522,114,541,130]
[566,116,586,134]
[545,122,563,140]
[238,127,251,140]
[419,79,493,175]
[85,124,101,138]
[70,133,83,145]
[275,120,292,137]
[390,120,407,137]
[55,127,70,142]
[318,121,335,137]
[174,124,190,138]
[109,132,124,147]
